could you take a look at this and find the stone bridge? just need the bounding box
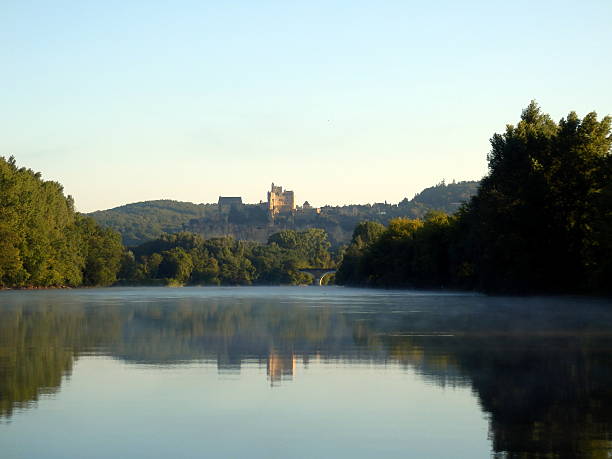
[299,268,337,286]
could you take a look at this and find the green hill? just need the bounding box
[410,180,480,210]
[88,200,218,246]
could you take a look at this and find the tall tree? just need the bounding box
[464,102,612,292]
[0,156,124,288]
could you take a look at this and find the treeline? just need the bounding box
[337,103,612,294]
[0,156,124,288]
[120,229,334,286]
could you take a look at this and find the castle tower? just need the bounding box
[267,183,295,216]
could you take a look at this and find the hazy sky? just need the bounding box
[2,0,611,212]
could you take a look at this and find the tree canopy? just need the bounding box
[337,103,612,293]
[0,156,124,288]
[124,229,335,286]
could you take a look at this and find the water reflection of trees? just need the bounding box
[0,303,123,418]
[1,296,612,457]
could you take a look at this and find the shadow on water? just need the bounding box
[1,287,612,457]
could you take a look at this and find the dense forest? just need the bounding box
[337,103,612,294]
[89,181,479,246]
[121,229,335,286]
[0,156,124,288]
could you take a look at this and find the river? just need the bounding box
[1,287,611,458]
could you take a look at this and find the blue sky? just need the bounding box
[2,0,611,212]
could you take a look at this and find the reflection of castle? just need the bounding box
[267,351,296,385]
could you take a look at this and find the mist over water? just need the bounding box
[1,287,611,458]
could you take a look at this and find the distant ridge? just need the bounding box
[89,181,479,246]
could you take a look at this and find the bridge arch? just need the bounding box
[299,269,337,286]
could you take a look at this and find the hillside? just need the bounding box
[88,200,218,246]
[89,181,480,246]
[410,180,480,210]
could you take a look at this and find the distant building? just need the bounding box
[267,183,295,216]
[218,196,242,213]
[298,200,320,215]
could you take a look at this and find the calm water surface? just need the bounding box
[1,287,611,458]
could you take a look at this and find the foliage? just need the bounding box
[337,103,612,293]
[337,214,455,287]
[268,228,332,268]
[406,180,479,211]
[463,102,612,293]
[76,216,124,286]
[0,156,124,288]
[126,229,334,286]
[336,221,386,285]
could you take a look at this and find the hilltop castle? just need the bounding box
[217,183,317,219]
[267,183,295,216]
